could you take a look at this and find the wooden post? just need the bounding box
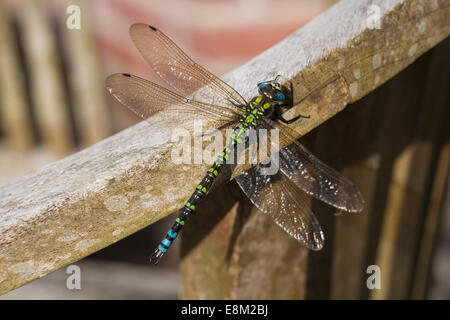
[61,0,112,146]
[0,0,34,150]
[18,0,73,154]
[370,37,450,300]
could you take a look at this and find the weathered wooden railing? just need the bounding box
[0,0,449,297]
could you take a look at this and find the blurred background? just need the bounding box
[0,0,448,299]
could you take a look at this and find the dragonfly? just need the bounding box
[106,23,365,264]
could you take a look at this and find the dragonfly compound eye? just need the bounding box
[259,83,268,90]
[275,93,285,102]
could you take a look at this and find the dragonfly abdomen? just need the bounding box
[151,132,245,264]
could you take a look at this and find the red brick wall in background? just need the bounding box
[93,0,335,81]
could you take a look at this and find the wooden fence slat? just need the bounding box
[411,144,450,299]
[61,0,111,146]
[371,38,449,299]
[0,1,33,150]
[330,159,378,299]
[19,0,73,153]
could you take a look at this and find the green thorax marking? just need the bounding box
[240,96,273,128]
[232,96,275,144]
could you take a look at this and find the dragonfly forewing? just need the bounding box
[130,23,247,109]
[106,73,241,130]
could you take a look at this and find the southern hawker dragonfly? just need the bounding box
[106,24,364,264]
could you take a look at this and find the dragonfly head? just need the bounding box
[257,77,292,106]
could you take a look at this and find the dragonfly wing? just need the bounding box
[129,23,247,109]
[235,162,324,250]
[263,119,365,213]
[106,73,240,128]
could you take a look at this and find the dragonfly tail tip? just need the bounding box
[150,248,164,265]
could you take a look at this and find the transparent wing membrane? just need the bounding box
[106,73,239,128]
[235,160,324,250]
[264,119,365,212]
[231,118,363,248]
[130,23,247,108]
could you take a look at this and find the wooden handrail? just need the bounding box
[0,0,448,295]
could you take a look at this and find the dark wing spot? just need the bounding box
[148,25,157,31]
[121,73,131,77]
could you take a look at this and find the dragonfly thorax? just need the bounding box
[240,96,276,128]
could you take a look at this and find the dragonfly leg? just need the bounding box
[289,82,294,107]
[275,83,311,124]
[227,98,245,108]
[276,113,310,124]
